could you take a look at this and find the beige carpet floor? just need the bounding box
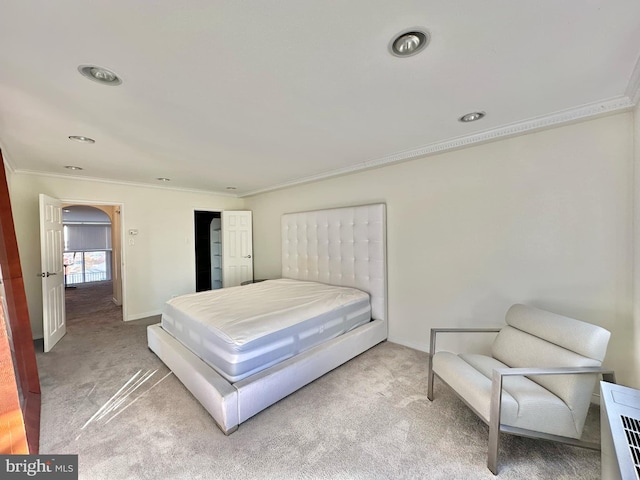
[35,281,601,479]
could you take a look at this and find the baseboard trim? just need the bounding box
[387,335,428,353]
[126,310,161,322]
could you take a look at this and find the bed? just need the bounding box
[147,203,387,434]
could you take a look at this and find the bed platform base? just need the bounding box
[148,203,388,434]
[147,318,387,434]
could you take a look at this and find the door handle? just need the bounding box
[40,272,57,277]
[243,255,252,259]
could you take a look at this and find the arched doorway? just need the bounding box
[62,205,123,321]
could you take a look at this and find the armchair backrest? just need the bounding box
[491,304,611,436]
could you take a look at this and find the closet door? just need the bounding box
[221,211,253,287]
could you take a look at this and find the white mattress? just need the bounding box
[161,279,372,382]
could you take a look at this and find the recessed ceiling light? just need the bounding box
[225,186,237,190]
[64,165,83,171]
[157,177,171,182]
[63,209,71,213]
[458,111,486,123]
[390,29,430,57]
[78,65,122,86]
[68,135,95,143]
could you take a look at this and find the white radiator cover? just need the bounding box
[600,382,640,480]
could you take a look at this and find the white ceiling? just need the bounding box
[1,1,639,197]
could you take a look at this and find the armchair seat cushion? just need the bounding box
[432,352,582,438]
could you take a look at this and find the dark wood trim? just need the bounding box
[0,151,40,453]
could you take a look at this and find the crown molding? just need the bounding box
[6,94,636,200]
[12,169,239,198]
[241,95,634,197]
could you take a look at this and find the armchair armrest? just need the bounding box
[429,327,502,361]
[427,327,501,403]
[492,366,615,378]
[487,365,616,474]
[490,366,616,432]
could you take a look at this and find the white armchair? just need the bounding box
[427,304,615,474]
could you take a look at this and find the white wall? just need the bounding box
[7,112,636,387]
[245,113,637,387]
[9,174,243,336]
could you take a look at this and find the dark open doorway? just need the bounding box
[194,211,222,292]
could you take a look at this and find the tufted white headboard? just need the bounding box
[281,204,387,322]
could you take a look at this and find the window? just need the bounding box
[63,224,112,285]
[63,251,111,284]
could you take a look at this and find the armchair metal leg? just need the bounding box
[427,354,434,401]
[488,422,500,475]
[428,329,437,401]
[488,370,504,475]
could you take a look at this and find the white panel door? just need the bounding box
[39,194,66,352]
[222,211,253,287]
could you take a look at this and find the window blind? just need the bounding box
[64,225,112,251]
